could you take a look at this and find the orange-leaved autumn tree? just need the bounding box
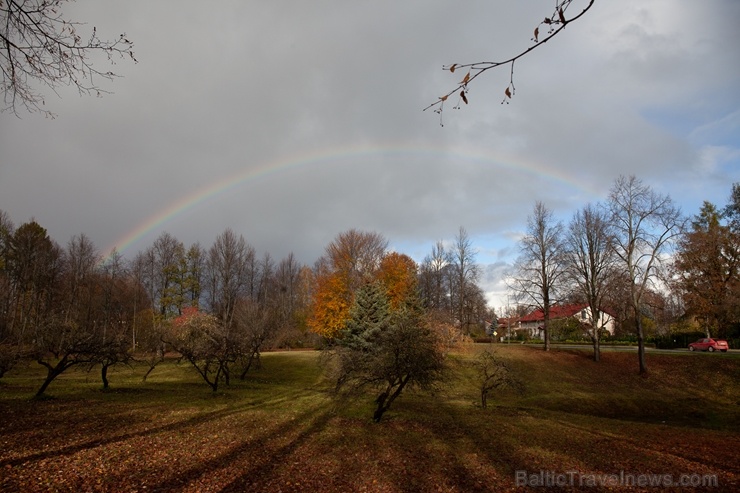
[307,271,353,339]
[377,252,419,310]
[308,230,388,339]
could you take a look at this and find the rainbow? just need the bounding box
[102,143,600,259]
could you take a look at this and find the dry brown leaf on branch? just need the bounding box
[449,64,457,73]
[460,72,470,85]
[460,91,468,105]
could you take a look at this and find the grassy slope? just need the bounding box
[0,347,738,492]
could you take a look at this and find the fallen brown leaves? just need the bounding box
[0,349,738,492]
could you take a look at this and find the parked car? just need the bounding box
[688,338,729,352]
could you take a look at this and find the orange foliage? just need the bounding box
[307,271,352,339]
[308,252,420,339]
[377,252,418,310]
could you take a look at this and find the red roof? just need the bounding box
[497,317,518,328]
[519,304,588,323]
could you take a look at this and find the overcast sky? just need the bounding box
[1,0,738,310]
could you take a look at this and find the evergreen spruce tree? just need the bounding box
[333,280,445,422]
[340,282,390,352]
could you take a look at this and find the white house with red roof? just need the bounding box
[517,304,616,339]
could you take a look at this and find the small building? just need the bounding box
[495,317,522,341]
[518,304,616,339]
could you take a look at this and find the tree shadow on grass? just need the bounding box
[216,406,335,493]
[128,400,336,493]
[1,387,335,492]
[412,397,739,489]
[0,401,254,468]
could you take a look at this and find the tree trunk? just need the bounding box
[222,362,230,387]
[592,333,600,362]
[373,376,409,422]
[36,366,64,397]
[141,364,156,382]
[141,351,164,382]
[35,372,58,397]
[101,364,110,389]
[636,316,647,376]
[239,351,257,380]
[35,357,71,398]
[206,373,219,392]
[373,390,389,422]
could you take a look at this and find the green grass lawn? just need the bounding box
[1,346,738,492]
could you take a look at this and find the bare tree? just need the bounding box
[475,348,522,409]
[165,307,234,392]
[184,243,205,307]
[274,252,302,322]
[425,0,596,124]
[231,299,276,380]
[0,210,18,377]
[450,227,481,335]
[128,250,163,381]
[509,202,566,350]
[61,233,99,326]
[147,232,185,319]
[256,252,275,306]
[607,175,684,375]
[1,0,136,117]
[324,229,388,292]
[5,220,63,345]
[419,240,451,317]
[564,204,617,361]
[205,229,255,326]
[32,233,132,396]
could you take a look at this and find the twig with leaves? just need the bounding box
[424,0,595,126]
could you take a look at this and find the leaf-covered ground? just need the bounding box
[1,348,738,492]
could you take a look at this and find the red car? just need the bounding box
[688,338,729,352]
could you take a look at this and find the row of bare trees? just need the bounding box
[0,218,144,394]
[0,216,494,396]
[510,175,740,374]
[418,227,492,336]
[7,175,732,388]
[0,216,314,394]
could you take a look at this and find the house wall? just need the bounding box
[516,306,616,339]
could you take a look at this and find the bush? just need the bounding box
[652,331,706,350]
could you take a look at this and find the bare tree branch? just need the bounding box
[1,0,136,118]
